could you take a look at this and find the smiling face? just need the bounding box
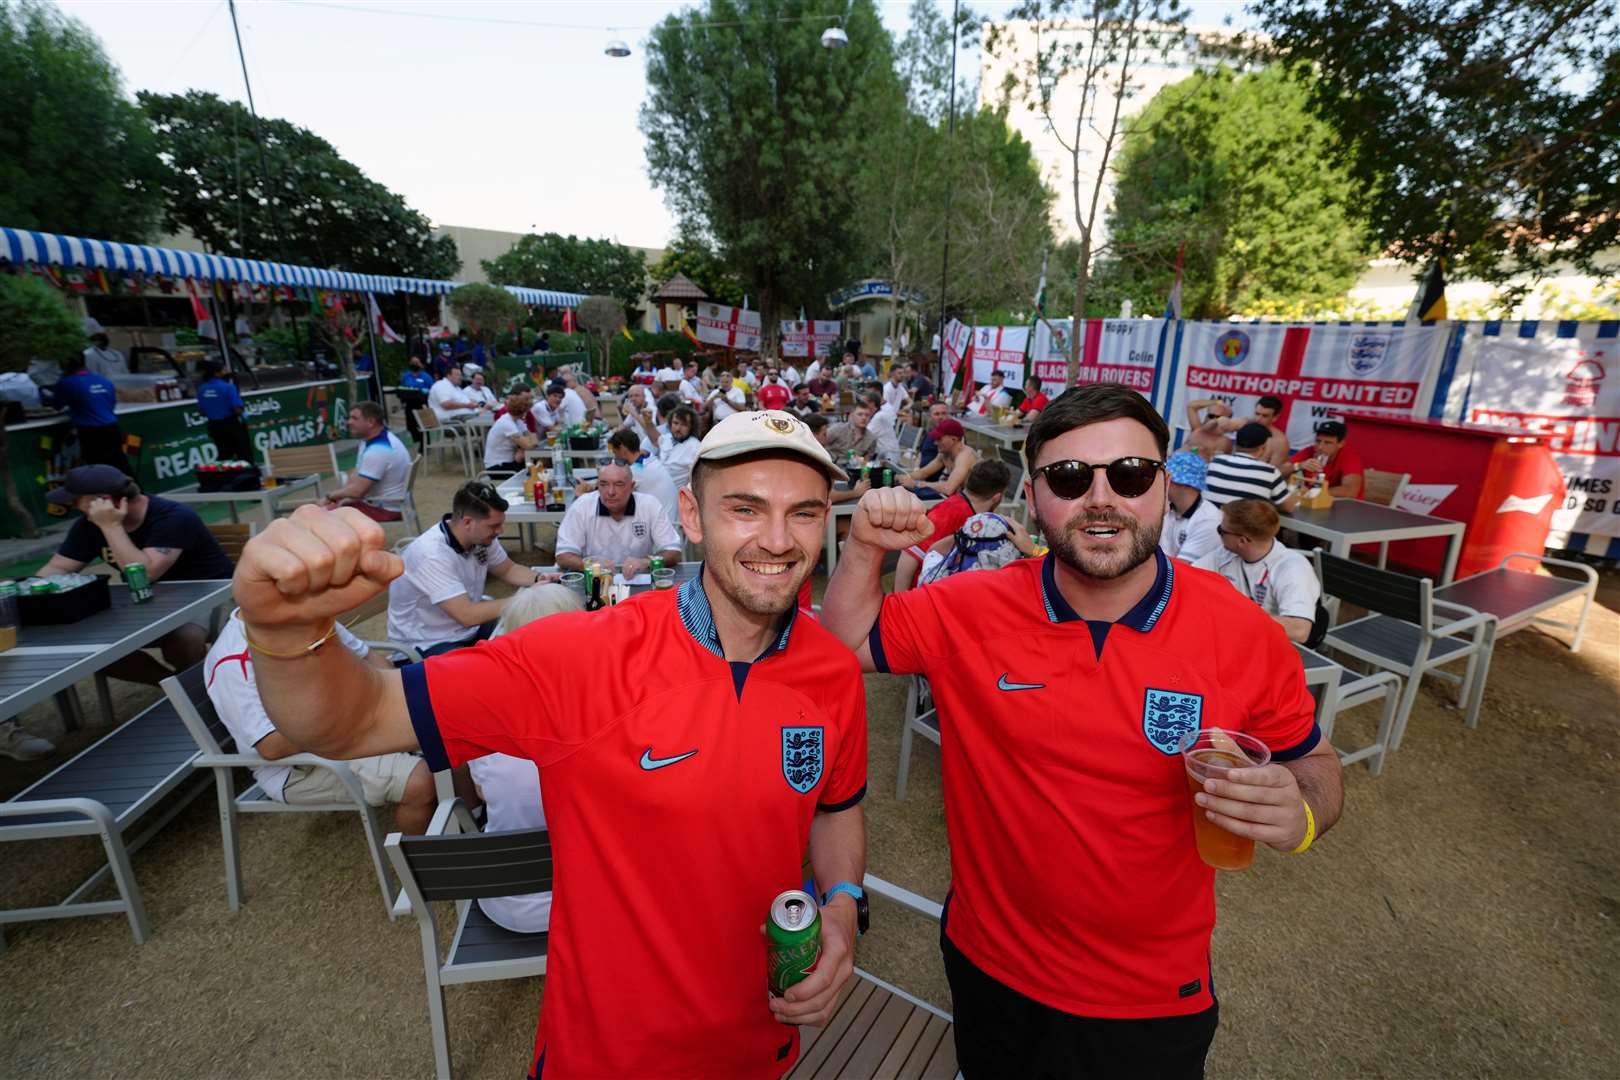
[680,454,829,618]
[1027,417,1166,581]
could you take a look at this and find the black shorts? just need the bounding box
[942,932,1218,1079]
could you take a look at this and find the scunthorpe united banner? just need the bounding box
[695,302,762,351]
[780,319,842,358]
[969,325,1029,385]
[1441,322,1620,544]
[1033,319,1166,400]
[1165,322,1450,451]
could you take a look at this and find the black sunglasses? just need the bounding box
[1032,457,1165,500]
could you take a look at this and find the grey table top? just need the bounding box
[162,474,319,504]
[1284,499,1460,536]
[958,415,1028,445]
[19,580,231,648]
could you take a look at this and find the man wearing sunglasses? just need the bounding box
[822,383,1343,1078]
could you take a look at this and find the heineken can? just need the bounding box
[29,581,56,594]
[649,556,665,575]
[766,889,821,997]
[881,467,893,489]
[124,562,154,604]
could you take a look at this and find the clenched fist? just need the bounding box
[848,486,933,552]
[233,505,403,640]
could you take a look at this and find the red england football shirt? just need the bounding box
[403,568,868,1078]
[1018,391,1049,415]
[757,383,792,412]
[1290,444,1365,489]
[904,491,975,563]
[868,549,1317,1018]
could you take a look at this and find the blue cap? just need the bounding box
[1165,450,1207,490]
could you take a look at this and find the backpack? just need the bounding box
[920,512,1022,585]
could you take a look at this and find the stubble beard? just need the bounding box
[1037,507,1163,581]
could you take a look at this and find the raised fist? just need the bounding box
[848,486,934,552]
[233,505,402,636]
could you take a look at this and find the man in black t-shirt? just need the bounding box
[39,466,233,684]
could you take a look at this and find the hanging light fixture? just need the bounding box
[605,38,631,58]
[820,25,848,49]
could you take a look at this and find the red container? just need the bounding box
[1342,413,1566,580]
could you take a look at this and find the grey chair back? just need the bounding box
[1316,552,1430,630]
[393,827,554,902]
[164,657,234,756]
[997,446,1027,503]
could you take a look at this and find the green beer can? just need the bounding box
[766,889,821,997]
[124,562,154,604]
[649,556,664,575]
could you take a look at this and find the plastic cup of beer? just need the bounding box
[560,572,585,598]
[652,567,675,590]
[1179,728,1270,871]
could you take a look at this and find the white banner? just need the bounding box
[695,302,762,351]
[1168,322,1448,451]
[1031,319,1073,396]
[940,319,972,398]
[970,325,1029,385]
[1454,327,1619,541]
[780,319,842,358]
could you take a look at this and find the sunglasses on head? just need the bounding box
[1032,457,1164,500]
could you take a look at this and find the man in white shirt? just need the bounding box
[804,357,822,385]
[577,428,684,541]
[707,377,748,422]
[678,363,705,409]
[554,462,682,577]
[531,383,568,432]
[388,481,555,655]
[864,389,902,460]
[318,401,413,522]
[968,369,1014,415]
[465,370,499,409]
[1195,498,1321,644]
[83,333,128,377]
[560,369,596,423]
[1160,450,1222,564]
[882,365,912,414]
[658,405,702,491]
[484,389,539,476]
[428,366,481,424]
[556,378,589,427]
[783,363,802,388]
[205,611,437,832]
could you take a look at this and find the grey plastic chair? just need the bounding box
[996,446,1029,523]
[895,675,939,802]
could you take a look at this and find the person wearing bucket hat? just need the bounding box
[228,408,870,1076]
[1161,450,1222,564]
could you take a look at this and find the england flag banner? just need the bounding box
[1446,323,1620,544]
[940,319,973,398]
[969,325,1029,385]
[695,302,762,351]
[1034,319,1165,399]
[1167,322,1447,451]
[780,320,842,358]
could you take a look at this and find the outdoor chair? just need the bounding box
[415,408,474,475]
[159,638,425,921]
[207,521,257,562]
[1314,552,1497,752]
[262,442,341,504]
[1295,644,1403,776]
[897,422,922,451]
[895,675,939,802]
[1,681,212,946]
[1431,552,1597,653]
[995,446,1029,524]
[400,454,424,534]
[1362,468,1410,507]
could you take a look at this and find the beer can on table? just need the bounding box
[766,889,821,997]
[881,467,893,488]
[124,563,154,604]
[649,556,664,575]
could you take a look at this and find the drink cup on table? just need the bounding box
[1178,728,1270,871]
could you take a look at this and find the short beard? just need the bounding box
[1037,507,1162,581]
[711,550,812,618]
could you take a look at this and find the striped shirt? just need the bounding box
[1205,452,1289,506]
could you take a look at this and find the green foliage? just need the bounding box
[1101,66,1370,318]
[0,273,84,371]
[482,233,648,317]
[576,295,628,372]
[251,325,298,365]
[1252,0,1620,294]
[641,0,898,342]
[0,1,164,240]
[138,90,459,279]
[646,230,746,308]
[448,283,526,341]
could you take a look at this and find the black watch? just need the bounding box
[822,883,869,936]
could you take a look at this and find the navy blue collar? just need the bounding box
[1040,547,1173,633]
[364,430,392,448]
[597,493,636,517]
[676,563,796,661]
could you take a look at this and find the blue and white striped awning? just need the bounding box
[0,226,584,307]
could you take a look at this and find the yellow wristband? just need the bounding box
[244,620,339,659]
[1290,798,1317,855]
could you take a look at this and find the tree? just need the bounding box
[988,0,1187,383]
[483,233,648,318]
[448,283,525,345]
[642,0,897,351]
[575,296,628,375]
[0,274,83,537]
[0,1,164,241]
[1101,65,1370,318]
[646,230,746,308]
[1251,0,1620,297]
[139,91,459,279]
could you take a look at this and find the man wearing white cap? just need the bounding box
[227,410,870,1079]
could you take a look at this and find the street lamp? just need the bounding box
[605,39,631,58]
[820,25,848,49]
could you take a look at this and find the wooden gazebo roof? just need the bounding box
[652,272,708,302]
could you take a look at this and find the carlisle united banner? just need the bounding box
[695,302,762,351]
[969,325,1030,385]
[780,320,842,358]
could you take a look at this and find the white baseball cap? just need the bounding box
[696,410,848,482]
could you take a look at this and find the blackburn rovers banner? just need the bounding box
[695,302,762,351]
[1166,322,1449,451]
[1444,322,1620,543]
[1033,318,1166,400]
[780,320,842,358]
[969,325,1029,385]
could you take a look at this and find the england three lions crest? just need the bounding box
[1142,689,1203,755]
[781,726,825,794]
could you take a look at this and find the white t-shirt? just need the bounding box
[1195,541,1320,622]
[469,753,552,933]
[659,432,701,491]
[971,385,1013,414]
[554,491,681,565]
[83,345,128,377]
[870,401,902,459]
[1161,495,1222,564]
[355,429,412,511]
[678,377,705,406]
[631,454,683,538]
[783,365,802,387]
[532,397,565,429]
[708,384,747,421]
[466,384,498,409]
[655,366,683,386]
[205,611,370,801]
[483,412,532,470]
[387,521,510,648]
[428,378,475,423]
[883,380,910,413]
[804,360,822,384]
[560,387,588,427]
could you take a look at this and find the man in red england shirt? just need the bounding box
[822,383,1343,1077]
[1285,418,1365,498]
[231,410,870,1079]
[1016,373,1050,424]
[756,366,793,412]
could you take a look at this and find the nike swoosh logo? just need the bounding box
[996,674,1045,692]
[639,747,698,771]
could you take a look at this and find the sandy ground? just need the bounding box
[2,458,1617,1079]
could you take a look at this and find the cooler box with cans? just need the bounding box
[1343,413,1565,579]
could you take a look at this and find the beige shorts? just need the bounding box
[281,752,421,807]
